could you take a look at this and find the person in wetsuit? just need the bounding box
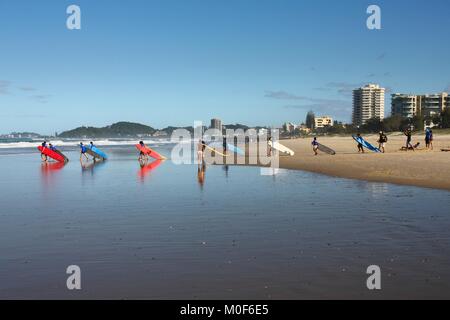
[41,141,48,162]
[311,137,319,155]
[79,142,89,162]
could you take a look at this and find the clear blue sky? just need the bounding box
[1,0,449,134]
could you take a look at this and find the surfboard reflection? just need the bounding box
[138,159,163,182]
[41,161,66,172]
[40,162,66,195]
[81,160,106,175]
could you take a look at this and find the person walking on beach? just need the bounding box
[356,133,364,153]
[377,131,388,153]
[79,142,89,162]
[40,141,48,162]
[429,130,434,150]
[49,143,67,162]
[404,128,415,152]
[425,128,431,149]
[311,137,319,155]
[138,141,149,163]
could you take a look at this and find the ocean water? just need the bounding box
[1,144,450,299]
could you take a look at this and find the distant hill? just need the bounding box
[59,122,156,138]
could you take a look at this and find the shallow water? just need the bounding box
[1,145,450,299]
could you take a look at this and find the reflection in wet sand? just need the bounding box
[197,162,206,189]
[138,159,163,182]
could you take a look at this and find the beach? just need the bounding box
[1,145,450,299]
[273,133,450,191]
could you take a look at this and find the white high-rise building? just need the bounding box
[352,84,385,126]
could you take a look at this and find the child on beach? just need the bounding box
[404,129,415,152]
[40,141,48,162]
[430,130,434,150]
[311,137,319,155]
[79,142,89,162]
[356,134,364,153]
[377,131,387,153]
[138,141,149,163]
[425,128,431,149]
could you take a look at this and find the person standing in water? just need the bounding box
[356,133,364,153]
[40,141,48,162]
[79,142,89,162]
[197,139,205,164]
[311,137,319,156]
[377,131,388,153]
[138,141,149,163]
[404,128,414,152]
[222,136,227,154]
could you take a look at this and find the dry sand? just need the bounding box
[273,133,450,191]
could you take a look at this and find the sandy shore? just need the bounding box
[269,133,450,191]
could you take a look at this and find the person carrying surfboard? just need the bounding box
[138,141,149,163]
[79,142,89,162]
[197,139,206,164]
[377,131,388,153]
[403,129,415,152]
[356,133,364,153]
[311,137,319,155]
[40,141,48,162]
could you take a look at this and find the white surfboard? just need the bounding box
[269,141,295,156]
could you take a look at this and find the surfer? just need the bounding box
[404,129,415,152]
[377,131,388,153]
[40,141,48,162]
[356,134,364,153]
[138,141,149,163]
[197,139,206,164]
[311,137,319,155]
[79,142,89,162]
[222,136,227,154]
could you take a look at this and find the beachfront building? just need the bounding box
[391,94,420,118]
[352,84,385,126]
[420,93,448,117]
[210,118,223,132]
[314,116,333,128]
[391,92,449,118]
[283,122,296,133]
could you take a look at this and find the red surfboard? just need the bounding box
[38,146,67,163]
[136,144,165,160]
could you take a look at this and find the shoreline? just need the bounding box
[277,135,450,191]
[213,134,450,192]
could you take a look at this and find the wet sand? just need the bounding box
[272,133,450,191]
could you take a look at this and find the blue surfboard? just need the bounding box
[352,135,381,153]
[86,145,108,160]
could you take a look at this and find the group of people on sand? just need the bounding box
[308,127,436,155]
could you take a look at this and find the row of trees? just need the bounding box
[302,109,450,135]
